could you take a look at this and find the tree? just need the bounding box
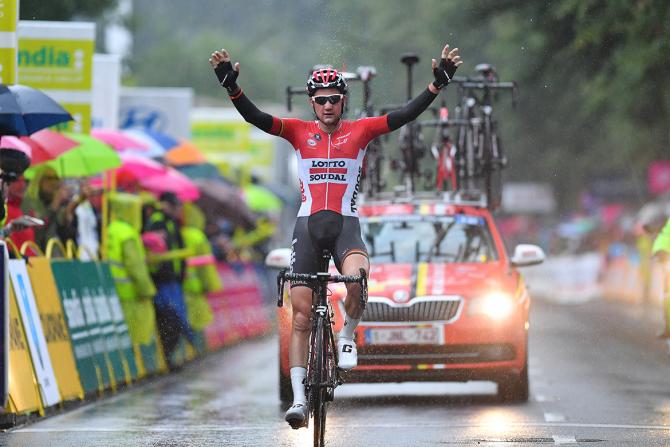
[19,0,118,21]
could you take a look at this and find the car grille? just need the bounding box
[360,296,462,323]
[358,344,517,365]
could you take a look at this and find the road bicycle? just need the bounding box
[450,64,517,210]
[276,250,367,447]
[380,53,432,194]
[419,99,469,193]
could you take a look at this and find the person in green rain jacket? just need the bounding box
[652,217,670,338]
[106,192,157,346]
[181,203,221,351]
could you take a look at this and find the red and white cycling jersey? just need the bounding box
[270,116,389,217]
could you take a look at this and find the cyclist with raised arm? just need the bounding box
[209,44,462,428]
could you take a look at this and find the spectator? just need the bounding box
[21,166,78,250]
[5,176,36,252]
[145,191,195,370]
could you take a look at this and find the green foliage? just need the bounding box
[126,0,670,208]
[19,0,117,21]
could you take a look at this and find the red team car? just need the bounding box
[267,192,545,403]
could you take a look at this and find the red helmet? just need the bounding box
[306,68,348,96]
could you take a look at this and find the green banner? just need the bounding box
[97,263,138,382]
[80,262,125,387]
[50,261,101,395]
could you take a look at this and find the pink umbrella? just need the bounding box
[140,168,201,202]
[116,153,200,201]
[91,128,149,152]
[0,129,78,164]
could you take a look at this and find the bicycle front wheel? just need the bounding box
[311,317,329,446]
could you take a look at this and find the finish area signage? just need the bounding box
[18,21,94,133]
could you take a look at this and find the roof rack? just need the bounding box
[360,187,487,208]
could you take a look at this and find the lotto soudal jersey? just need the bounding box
[270,116,389,217]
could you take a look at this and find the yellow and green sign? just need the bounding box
[18,21,95,133]
[0,0,18,84]
[191,119,275,181]
[18,38,93,90]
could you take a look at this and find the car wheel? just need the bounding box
[497,359,529,403]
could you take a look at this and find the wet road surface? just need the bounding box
[3,297,670,446]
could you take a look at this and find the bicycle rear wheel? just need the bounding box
[311,317,328,446]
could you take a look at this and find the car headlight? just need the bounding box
[469,292,515,320]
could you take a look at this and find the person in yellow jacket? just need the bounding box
[181,203,221,353]
[652,217,670,338]
[106,192,157,347]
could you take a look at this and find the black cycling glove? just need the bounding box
[214,60,240,94]
[432,57,458,89]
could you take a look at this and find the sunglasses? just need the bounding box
[312,94,344,105]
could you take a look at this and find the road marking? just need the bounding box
[545,413,566,422]
[552,435,577,444]
[14,422,670,433]
[534,394,556,402]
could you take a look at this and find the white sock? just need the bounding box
[340,312,360,340]
[290,367,307,405]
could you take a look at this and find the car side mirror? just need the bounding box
[265,248,292,269]
[510,244,545,267]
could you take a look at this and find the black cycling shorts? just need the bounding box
[290,210,368,287]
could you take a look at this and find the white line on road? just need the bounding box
[552,435,577,444]
[545,413,566,422]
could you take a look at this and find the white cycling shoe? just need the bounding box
[285,402,308,429]
[337,337,358,370]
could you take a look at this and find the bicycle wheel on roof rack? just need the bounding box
[484,163,503,211]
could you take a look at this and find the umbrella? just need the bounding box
[194,178,256,229]
[175,162,232,183]
[122,128,179,157]
[165,140,206,166]
[116,153,200,201]
[242,183,283,212]
[90,128,149,152]
[26,132,121,178]
[0,84,73,136]
[0,129,78,164]
[140,168,201,202]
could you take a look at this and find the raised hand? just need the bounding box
[209,49,240,93]
[431,44,462,89]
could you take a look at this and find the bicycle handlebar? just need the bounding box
[276,268,368,309]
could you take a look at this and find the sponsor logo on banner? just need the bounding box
[9,260,61,407]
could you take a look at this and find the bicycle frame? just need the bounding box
[277,252,367,446]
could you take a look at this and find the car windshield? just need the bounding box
[361,214,498,264]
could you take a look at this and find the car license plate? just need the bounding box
[365,327,443,345]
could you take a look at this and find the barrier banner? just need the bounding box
[50,260,103,394]
[205,263,271,349]
[80,261,125,387]
[26,257,83,401]
[97,263,138,382]
[8,260,61,407]
[6,285,41,414]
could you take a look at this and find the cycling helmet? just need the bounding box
[306,68,348,96]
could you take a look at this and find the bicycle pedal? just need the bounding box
[288,419,308,430]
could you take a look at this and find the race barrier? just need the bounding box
[522,252,603,303]
[0,240,273,424]
[205,262,272,349]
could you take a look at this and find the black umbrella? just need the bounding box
[0,84,73,136]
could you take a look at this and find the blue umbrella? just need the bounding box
[0,84,73,136]
[121,128,179,157]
